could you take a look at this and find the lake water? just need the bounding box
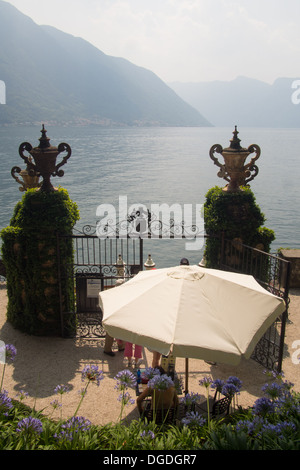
[0,125,299,268]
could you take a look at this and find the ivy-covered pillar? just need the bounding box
[204,127,275,268]
[204,186,275,268]
[0,127,79,336]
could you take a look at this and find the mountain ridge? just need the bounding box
[0,0,211,127]
[169,76,300,127]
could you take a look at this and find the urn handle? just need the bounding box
[244,144,261,185]
[209,143,230,182]
[18,142,37,176]
[245,144,261,169]
[11,166,25,191]
[52,142,72,177]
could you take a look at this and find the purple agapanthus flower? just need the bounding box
[15,390,29,401]
[148,373,174,391]
[252,396,276,416]
[117,391,135,406]
[211,376,242,398]
[50,399,62,410]
[64,416,91,432]
[199,376,213,388]
[226,376,242,391]
[16,417,43,436]
[142,367,161,381]
[211,378,225,393]
[55,416,92,442]
[81,365,104,386]
[261,381,291,401]
[181,411,206,427]
[180,392,202,406]
[257,420,297,440]
[235,416,264,436]
[5,344,17,362]
[222,382,240,398]
[54,384,70,395]
[263,369,285,381]
[0,390,13,416]
[114,369,137,391]
[140,430,155,439]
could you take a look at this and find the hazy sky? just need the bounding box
[5,0,300,84]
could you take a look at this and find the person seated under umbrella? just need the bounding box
[136,366,179,414]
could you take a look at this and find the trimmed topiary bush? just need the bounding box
[1,188,79,336]
[204,186,275,268]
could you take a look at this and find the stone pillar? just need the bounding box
[279,249,300,288]
[1,188,79,336]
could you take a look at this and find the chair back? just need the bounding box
[142,406,176,424]
[212,395,232,417]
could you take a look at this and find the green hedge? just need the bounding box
[204,186,275,268]
[1,188,80,336]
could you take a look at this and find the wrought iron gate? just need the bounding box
[220,236,291,372]
[57,225,144,339]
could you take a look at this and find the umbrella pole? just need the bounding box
[184,358,189,396]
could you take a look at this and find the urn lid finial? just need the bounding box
[229,125,242,151]
[38,124,51,149]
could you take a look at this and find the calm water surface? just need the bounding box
[0,126,299,267]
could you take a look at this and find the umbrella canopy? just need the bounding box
[99,265,285,366]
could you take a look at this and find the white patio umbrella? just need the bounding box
[99,265,285,389]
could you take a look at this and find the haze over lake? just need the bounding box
[1,125,299,268]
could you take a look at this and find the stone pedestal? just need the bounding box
[279,249,300,288]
